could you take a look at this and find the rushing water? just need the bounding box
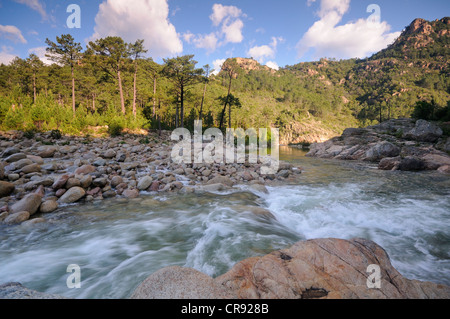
[0,146,449,298]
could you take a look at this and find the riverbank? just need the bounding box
[306,118,450,173]
[0,129,301,226]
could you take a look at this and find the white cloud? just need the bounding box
[186,4,245,54]
[247,36,284,64]
[192,33,219,53]
[297,0,401,60]
[0,25,27,44]
[247,45,275,63]
[0,46,17,65]
[265,61,280,70]
[221,19,244,44]
[28,46,52,65]
[13,0,48,20]
[210,4,243,26]
[211,58,226,75]
[89,0,183,58]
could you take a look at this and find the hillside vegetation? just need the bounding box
[0,17,448,144]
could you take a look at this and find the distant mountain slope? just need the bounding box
[216,17,449,144]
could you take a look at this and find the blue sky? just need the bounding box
[0,0,449,72]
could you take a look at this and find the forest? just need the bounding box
[0,17,449,144]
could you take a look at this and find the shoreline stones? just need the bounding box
[1,129,300,226]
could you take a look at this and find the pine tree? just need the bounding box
[45,34,82,117]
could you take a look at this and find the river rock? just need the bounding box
[437,165,450,174]
[137,176,153,190]
[130,266,234,299]
[2,147,20,157]
[0,181,15,198]
[14,158,33,170]
[102,149,116,159]
[149,181,160,192]
[5,153,27,163]
[207,175,234,187]
[52,175,69,190]
[37,146,57,158]
[21,163,41,174]
[65,177,81,189]
[26,155,44,165]
[59,187,85,204]
[110,176,123,188]
[403,119,443,142]
[3,211,30,225]
[9,193,42,215]
[122,188,139,198]
[0,283,66,299]
[365,141,401,162]
[80,175,92,188]
[74,164,96,175]
[0,161,4,179]
[398,156,425,171]
[39,200,58,214]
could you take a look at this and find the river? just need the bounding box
[0,146,449,298]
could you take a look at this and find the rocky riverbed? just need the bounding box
[0,129,301,226]
[305,118,450,173]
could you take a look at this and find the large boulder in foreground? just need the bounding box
[130,266,234,299]
[131,238,450,299]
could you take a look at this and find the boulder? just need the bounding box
[74,164,96,175]
[37,146,57,158]
[215,238,450,299]
[130,238,450,299]
[378,157,401,170]
[207,175,234,187]
[137,176,153,190]
[3,211,30,225]
[403,119,443,143]
[102,149,116,159]
[21,163,41,174]
[52,174,69,190]
[130,266,234,299]
[59,187,85,204]
[39,200,58,214]
[122,188,139,199]
[2,147,20,157]
[398,156,426,171]
[0,181,15,198]
[5,153,27,163]
[9,193,42,215]
[65,177,81,189]
[0,283,66,299]
[365,141,401,162]
[110,176,123,188]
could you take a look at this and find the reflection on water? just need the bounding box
[0,146,449,298]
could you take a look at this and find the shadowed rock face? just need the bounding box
[129,238,450,299]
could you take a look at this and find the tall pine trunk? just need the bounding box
[71,65,75,117]
[153,77,157,119]
[132,62,137,119]
[118,68,125,115]
[33,71,36,105]
[219,74,232,130]
[199,79,207,122]
[180,83,184,128]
